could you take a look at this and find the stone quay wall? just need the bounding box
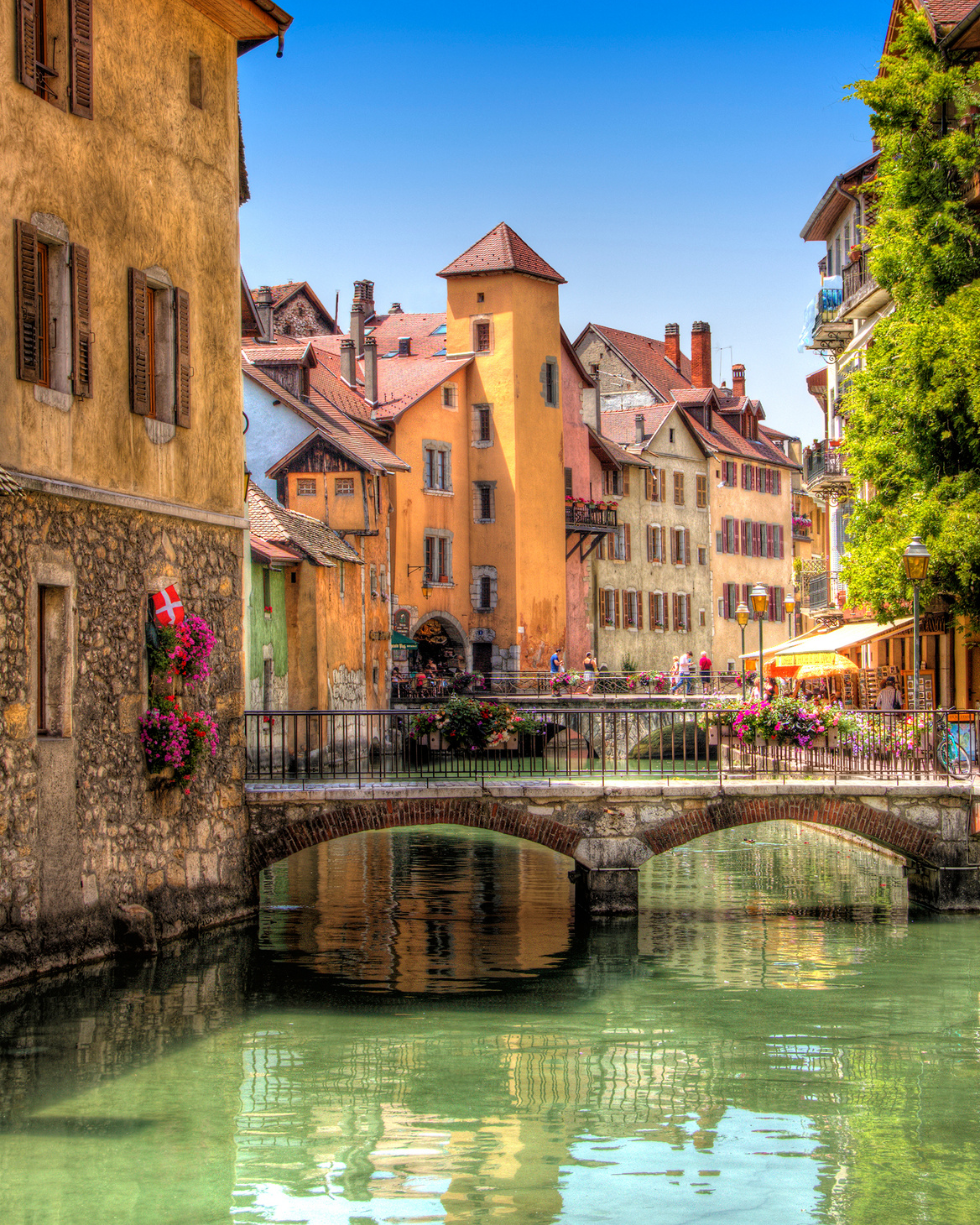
[0,489,253,985]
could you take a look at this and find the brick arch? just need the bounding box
[249,797,582,876]
[641,796,939,864]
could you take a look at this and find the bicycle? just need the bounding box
[935,711,972,778]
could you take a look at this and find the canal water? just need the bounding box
[2,822,980,1224]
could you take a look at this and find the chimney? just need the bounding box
[397,337,411,357]
[664,322,680,369]
[340,338,356,387]
[389,302,403,314]
[352,279,375,320]
[364,337,379,406]
[732,363,746,398]
[255,285,274,343]
[635,413,645,444]
[350,303,365,356]
[691,321,711,388]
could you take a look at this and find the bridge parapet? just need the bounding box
[246,779,980,914]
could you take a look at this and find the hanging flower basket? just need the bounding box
[139,699,219,793]
[149,615,216,691]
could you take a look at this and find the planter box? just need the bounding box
[707,725,720,746]
[810,731,839,750]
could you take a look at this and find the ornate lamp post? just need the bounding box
[750,584,769,697]
[784,592,796,640]
[736,602,750,698]
[902,536,931,711]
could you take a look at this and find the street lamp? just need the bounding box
[902,536,931,711]
[736,602,750,698]
[784,592,796,640]
[750,584,769,698]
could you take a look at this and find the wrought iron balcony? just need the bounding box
[803,440,852,500]
[565,502,617,529]
[839,251,889,320]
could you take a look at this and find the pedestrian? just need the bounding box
[582,650,597,696]
[550,648,563,674]
[699,649,712,693]
[875,676,903,711]
[671,651,692,694]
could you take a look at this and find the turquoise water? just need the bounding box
[3,822,980,1224]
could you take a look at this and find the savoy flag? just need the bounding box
[152,585,185,627]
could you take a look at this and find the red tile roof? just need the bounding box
[600,404,674,449]
[241,339,315,366]
[437,223,566,284]
[250,534,302,564]
[247,482,361,567]
[578,324,695,401]
[316,312,449,361]
[921,0,976,25]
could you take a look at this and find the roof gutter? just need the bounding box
[938,3,980,52]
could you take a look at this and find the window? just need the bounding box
[424,532,452,583]
[672,593,692,632]
[645,469,658,501]
[612,525,630,562]
[696,475,707,508]
[423,443,452,492]
[442,383,458,408]
[647,524,664,563]
[649,591,666,629]
[476,293,484,304]
[624,590,638,629]
[472,403,493,446]
[479,576,492,609]
[295,477,317,497]
[339,562,345,597]
[473,482,495,523]
[603,469,624,497]
[471,565,497,611]
[601,589,616,627]
[335,477,354,496]
[671,527,690,565]
[669,428,675,443]
[699,608,706,628]
[722,460,737,486]
[18,0,93,118]
[673,472,684,505]
[380,566,387,599]
[542,358,558,407]
[15,219,91,400]
[188,52,203,108]
[474,320,491,352]
[129,268,191,426]
[698,547,707,566]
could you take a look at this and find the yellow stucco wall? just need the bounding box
[0,0,245,517]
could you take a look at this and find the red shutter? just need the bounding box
[175,287,191,427]
[129,268,152,416]
[637,592,643,629]
[614,589,620,628]
[624,523,631,562]
[17,0,37,91]
[775,470,782,495]
[70,244,92,397]
[741,463,748,489]
[740,520,748,555]
[733,517,740,554]
[778,525,785,559]
[768,585,776,620]
[741,584,749,609]
[15,220,40,383]
[69,0,94,118]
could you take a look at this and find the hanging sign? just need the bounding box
[152,585,185,627]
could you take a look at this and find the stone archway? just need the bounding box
[412,612,468,670]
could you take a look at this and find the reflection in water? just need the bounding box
[2,823,980,1224]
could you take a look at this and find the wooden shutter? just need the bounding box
[623,466,630,496]
[646,526,653,562]
[741,463,749,490]
[774,470,782,495]
[624,523,631,562]
[659,469,666,503]
[637,592,643,629]
[69,0,94,118]
[174,287,191,428]
[672,593,679,630]
[129,268,152,416]
[670,529,677,564]
[684,529,691,565]
[614,589,620,628]
[645,468,653,500]
[15,220,40,383]
[70,243,92,397]
[649,593,655,629]
[17,0,38,90]
[716,531,723,553]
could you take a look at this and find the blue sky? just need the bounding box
[238,1,891,438]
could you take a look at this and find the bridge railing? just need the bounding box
[245,706,978,787]
[392,671,746,702]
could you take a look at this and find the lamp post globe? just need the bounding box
[784,592,796,639]
[902,536,931,710]
[750,585,769,698]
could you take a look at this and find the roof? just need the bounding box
[250,534,301,565]
[186,0,290,44]
[560,326,596,388]
[577,324,694,401]
[241,269,264,339]
[253,281,338,331]
[316,312,450,361]
[246,482,361,567]
[800,153,879,242]
[750,618,915,659]
[437,223,566,284]
[242,339,315,367]
[600,404,674,450]
[242,358,409,473]
[0,465,24,495]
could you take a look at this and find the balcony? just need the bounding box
[801,285,852,354]
[839,252,889,321]
[565,502,617,529]
[803,440,852,499]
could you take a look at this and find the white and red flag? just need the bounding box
[152,585,185,627]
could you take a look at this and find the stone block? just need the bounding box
[942,810,967,842]
[3,703,29,739]
[184,851,201,888]
[167,864,186,889]
[146,870,164,891]
[904,804,940,830]
[217,692,244,720]
[858,796,889,812]
[573,836,653,870]
[81,874,99,907]
[201,853,219,884]
[118,693,142,735]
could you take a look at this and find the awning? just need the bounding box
[391,632,417,647]
[741,618,914,660]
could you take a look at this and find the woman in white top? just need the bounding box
[875,678,902,711]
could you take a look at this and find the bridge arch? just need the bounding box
[640,796,939,864]
[248,797,582,876]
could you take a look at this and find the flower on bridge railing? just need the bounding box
[627,671,669,693]
[732,697,859,749]
[549,672,578,693]
[409,696,520,752]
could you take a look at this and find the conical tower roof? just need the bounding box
[437,223,566,284]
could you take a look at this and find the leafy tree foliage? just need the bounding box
[841,11,980,626]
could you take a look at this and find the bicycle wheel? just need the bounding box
[938,742,971,778]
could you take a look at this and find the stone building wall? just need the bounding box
[0,489,252,984]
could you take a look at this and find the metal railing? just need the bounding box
[391,671,745,702]
[804,440,849,486]
[244,707,978,786]
[565,503,618,528]
[843,251,876,305]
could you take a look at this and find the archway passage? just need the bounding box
[640,796,939,865]
[412,614,466,672]
[249,797,582,876]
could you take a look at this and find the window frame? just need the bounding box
[422,441,453,493]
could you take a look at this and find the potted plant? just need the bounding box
[140,697,219,793]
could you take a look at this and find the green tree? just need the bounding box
[841,11,980,626]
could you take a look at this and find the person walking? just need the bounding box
[875,676,903,711]
[671,651,692,695]
[550,648,563,674]
[582,650,597,696]
[699,650,712,693]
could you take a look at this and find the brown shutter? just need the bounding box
[649,592,655,629]
[623,466,630,496]
[129,268,151,416]
[174,287,191,428]
[614,589,620,628]
[645,469,652,500]
[624,523,631,562]
[659,469,666,503]
[684,530,691,566]
[70,243,92,397]
[17,0,37,91]
[69,0,94,119]
[672,593,678,630]
[637,592,643,630]
[15,220,41,383]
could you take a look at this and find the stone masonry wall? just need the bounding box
[0,489,252,983]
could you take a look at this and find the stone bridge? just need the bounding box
[246,778,980,914]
